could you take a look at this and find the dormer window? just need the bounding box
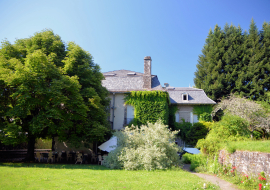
[127,72,136,76]
[182,92,188,101]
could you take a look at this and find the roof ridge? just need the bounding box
[103,69,143,74]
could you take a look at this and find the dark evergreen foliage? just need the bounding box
[194,19,270,101]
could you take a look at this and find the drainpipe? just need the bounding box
[112,93,115,130]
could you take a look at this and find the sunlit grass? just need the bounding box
[0,163,219,189]
[223,140,270,153]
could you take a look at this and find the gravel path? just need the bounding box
[182,164,239,190]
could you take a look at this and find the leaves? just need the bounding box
[194,20,270,102]
[0,29,110,156]
[125,91,170,126]
[104,120,180,170]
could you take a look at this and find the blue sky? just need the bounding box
[0,0,270,88]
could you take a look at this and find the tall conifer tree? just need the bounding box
[194,19,270,101]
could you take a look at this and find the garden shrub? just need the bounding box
[175,119,192,143]
[104,120,180,170]
[175,120,210,146]
[193,105,213,121]
[196,114,250,155]
[182,153,208,171]
[187,122,209,146]
[199,112,212,122]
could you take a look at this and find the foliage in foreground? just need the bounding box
[196,114,250,155]
[0,30,110,160]
[104,121,181,170]
[182,153,270,190]
[175,120,212,146]
[0,163,219,190]
[213,94,270,138]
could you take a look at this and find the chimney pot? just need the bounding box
[144,56,151,60]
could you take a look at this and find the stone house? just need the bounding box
[55,56,215,154]
[102,56,216,130]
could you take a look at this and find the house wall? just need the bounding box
[109,93,126,130]
[175,105,198,124]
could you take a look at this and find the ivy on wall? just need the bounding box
[193,105,213,121]
[168,105,178,130]
[125,91,170,125]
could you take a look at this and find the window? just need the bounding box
[179,111,190,122]
[182,93,188,101]
[126,105,134,124]
[175,112,179,122]
[193,114,199,123]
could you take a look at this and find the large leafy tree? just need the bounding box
[194,19,270,101]
[0,30,110,160]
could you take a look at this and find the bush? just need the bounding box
[187,122,209,146]
[126,118,142,128]
[182,153,208,171]
[196,114,250,155]
[199,112,212,122]
[175,120,210,146]
[104,120,180,170]
[175,119,192,143]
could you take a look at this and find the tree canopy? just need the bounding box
[194,19,270,102]
[0,30,110,160]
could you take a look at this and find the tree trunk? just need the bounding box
[25,134,36,161]
[52,136,55,151]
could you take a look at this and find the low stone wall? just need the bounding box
[219,149,270,177]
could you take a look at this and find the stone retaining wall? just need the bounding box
[219,149,270,177]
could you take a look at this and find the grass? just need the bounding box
[0,163,219,190]
[223,140,270,153]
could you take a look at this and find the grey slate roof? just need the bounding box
[102,70,163,92]
[168,87,216,104]
[102,70,216,105]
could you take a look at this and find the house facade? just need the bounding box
[102,56,216,130]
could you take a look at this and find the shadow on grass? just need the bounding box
[0,162,112,170]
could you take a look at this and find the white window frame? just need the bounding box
[182,93,188,102]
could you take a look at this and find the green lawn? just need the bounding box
[0,163,218,190]
[223,140,270,153]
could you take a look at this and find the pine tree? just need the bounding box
[195,25,226,101]
[194,19,270,101]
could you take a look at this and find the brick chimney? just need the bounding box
[143,56,152,89]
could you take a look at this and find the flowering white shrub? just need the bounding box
[103,120,180,170]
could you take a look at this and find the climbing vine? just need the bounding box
[168,105,178,130]
[125,91,170,125]
[193,105,213,121]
